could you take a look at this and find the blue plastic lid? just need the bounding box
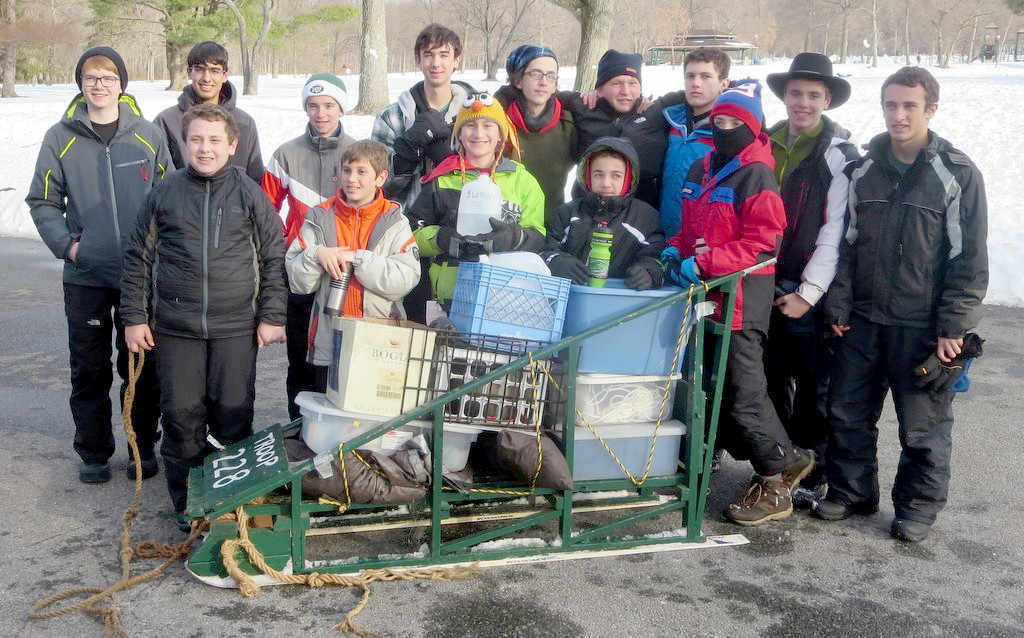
[569,278,684,298]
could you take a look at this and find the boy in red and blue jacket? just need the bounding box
[661,81,814,526]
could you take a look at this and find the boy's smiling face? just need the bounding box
[458,118,501,166]
[340,158,387,208]
[589,154,627,197]
[186,117,237,176]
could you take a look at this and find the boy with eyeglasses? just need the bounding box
[27,46,172,484]
[154,41,264,182]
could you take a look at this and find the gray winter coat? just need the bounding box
[154,82,264,182]
[27,94,173,289]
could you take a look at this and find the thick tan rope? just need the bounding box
[220,506,479,636]
[28,351,208,637]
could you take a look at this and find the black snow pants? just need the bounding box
[156,332,257,512]
[827,316,955,525]
[765,308,831,485]
[285,290,317,421]
[65,283,160,464]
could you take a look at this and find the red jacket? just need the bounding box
[668,135,786,330]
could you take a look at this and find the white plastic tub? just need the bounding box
[405,421,484,473]
[296,392,415,454]
[567,420,686,481]
[574,373,682,426]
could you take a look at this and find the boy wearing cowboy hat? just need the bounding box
[762,53,860,506]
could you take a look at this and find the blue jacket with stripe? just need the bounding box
[658,102,713,238]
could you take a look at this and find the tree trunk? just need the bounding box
[574,0,615,91]
[220,0,256,95]
[1,0,18,97]
[354,0,389,114]
[870,0,878,67]
[966,15,978,63]
[840,12,849,63]
[905,1,911,64]
[245,0,275,95]
[166,41,187,91]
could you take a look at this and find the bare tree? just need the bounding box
[355,0,388,114]
[1,0,16,97]
[869,0,879,66]
[219,0,275,95]
[550,0,615,91]
[823,0,863,62]
[453,0,536,81]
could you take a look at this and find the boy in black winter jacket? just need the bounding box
[121,104,287,530]
[542,137,665,290]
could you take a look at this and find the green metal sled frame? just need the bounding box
[185,263,769,581]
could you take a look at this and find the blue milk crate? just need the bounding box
[450,262,571,349]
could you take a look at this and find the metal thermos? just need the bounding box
[324,266,352,317]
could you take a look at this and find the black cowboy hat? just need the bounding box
[766,52,851,109]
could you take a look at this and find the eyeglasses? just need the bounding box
[524,70,558,83]
[190,65,226,77]
[82,75,119,88]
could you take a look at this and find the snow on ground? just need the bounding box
[1,59,1021,305]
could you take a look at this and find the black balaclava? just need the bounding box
[711,122,755,174]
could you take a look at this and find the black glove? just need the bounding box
[436,226,487,261]
[625,264,661,291]
[912,333,984,393]
[547,254,589,284]
[465,217,525,253]
[394,109,452,169]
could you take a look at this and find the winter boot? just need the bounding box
[175,511,192,533]
[792,481,828,509]
[79,462,111,483]
[780,447,815,492]
[724,476,793,526]
[811,497,878,521]
[126,456,160,480]
[891,518,930,542]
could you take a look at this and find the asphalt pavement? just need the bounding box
[1,236,1022,638]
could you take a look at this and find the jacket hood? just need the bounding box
[178,81,239,111]
[864,130,948,167]
[62,93,146,133]
[576,136,640,195]
[304,121,348,151]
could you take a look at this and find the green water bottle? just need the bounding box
[587,222,613,287]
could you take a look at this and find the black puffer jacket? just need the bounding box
[120,164,287,339]
[560,89,684,209]
[542,137,665,284]
[826,132,988,337]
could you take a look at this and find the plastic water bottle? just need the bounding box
[587,223,613,287]
[456,173,503,236]
[324,266,352,317]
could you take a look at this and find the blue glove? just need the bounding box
[662,246,701,286]
[660,246,680,263]
[678,257,701,284]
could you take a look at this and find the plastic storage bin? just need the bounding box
[574,373,682,426]
[296,392,415,454]
[433,345,551,427]
[450,262,571,347]
[405,421,483,473]
[568,420,686,481]
[563,279,691,375]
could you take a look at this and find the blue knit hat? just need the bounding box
[506,45,558,78]
[711,80,765,136]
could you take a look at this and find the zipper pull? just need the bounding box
[214,208,224,248]
[898,242,903,256]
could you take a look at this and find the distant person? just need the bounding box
[561,49,684,209]
[815,67,988,542]
[659,47,730,237]
[763,53,859,506]
[121,104,287,531]
[285,140,420,391]
[494,45,577,224]
[261,72,356,420]
[26,46,170,484]
[371,23,475,322]
[407,94,546,308]
[661,82,815,526]
[541,137,665,290]
[154,41,264,182]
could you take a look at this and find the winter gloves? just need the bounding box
[661,246,701,286]
[625,264,662,291]
[435,227,487,261]
[547,254,589,284]
[465,218,525,253]
[913,333,984,393]
[393,109,453,174]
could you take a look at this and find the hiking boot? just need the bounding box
[811,497,878,521]
[792,481,828,509]
[79,462,111,483]
[724,476,793,526]
[781,447,815,492]
[174,511,192,533]
[891,518,930,542]
[126,456,159,480]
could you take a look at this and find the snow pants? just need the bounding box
[64,283,160,464]
[765,309,831,485]
[713,327,796,476]
[156,332,257,512]
[285,291,316,420]
[827,316,955,525]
